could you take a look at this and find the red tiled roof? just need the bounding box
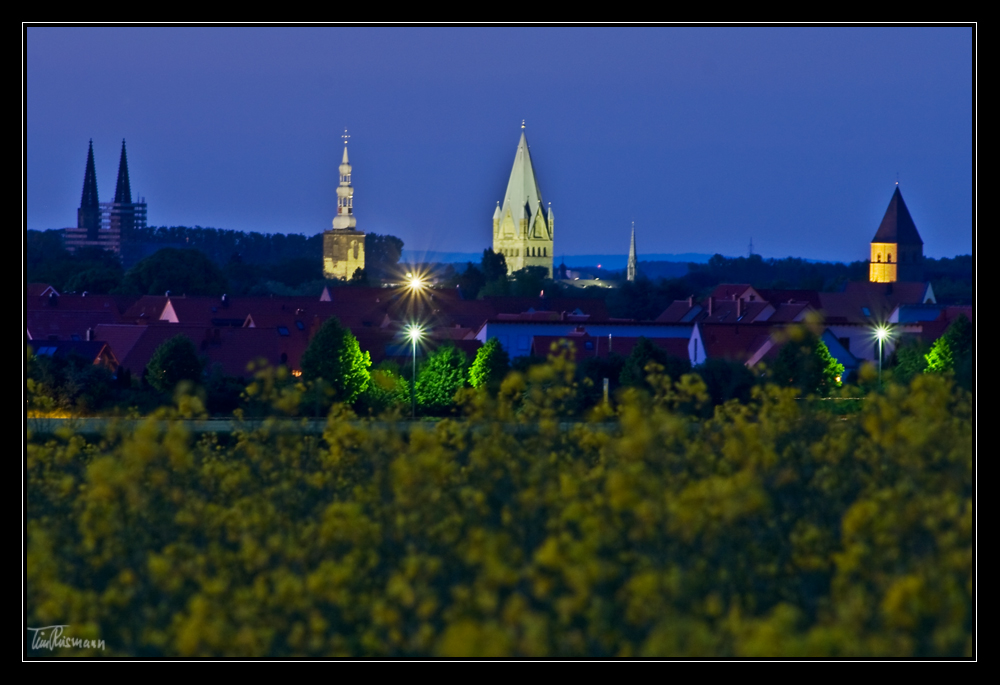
[27,309,121,341]
[755,289,824,310]
[699,323,779,364]
[26,283,58,297]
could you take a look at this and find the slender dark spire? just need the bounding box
[77,140,101,234]
[872,186,923,245]
[113,139,132,204]
[80,140,99,209]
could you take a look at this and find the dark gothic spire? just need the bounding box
[113,139,132,204]
[77,140,101,234]
[80,140,99,209]
[872,186,923,245]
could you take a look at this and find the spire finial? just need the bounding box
[342,128,350,145]
[521,119,525,129]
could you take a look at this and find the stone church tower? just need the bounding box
[323,136,365,280]
[869,185,924,283]
[493,124,554,277]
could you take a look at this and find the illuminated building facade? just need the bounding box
[492,124,554,278]
[323,137,366,280]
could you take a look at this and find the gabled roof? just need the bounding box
[28,340,118,369]
[698,323,780,365]
[819,281,932,324]
[755,288,824,310]
[872,186,923,245]
[26,284,58,298]
[656,300,702,323]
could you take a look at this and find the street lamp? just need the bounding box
[407,324,422,419]
[874,324,890,387]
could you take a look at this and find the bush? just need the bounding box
[145,335,203,393]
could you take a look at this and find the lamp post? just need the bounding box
[408,324,421,419]
[875,324,890,388]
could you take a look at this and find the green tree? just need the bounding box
[365,233,405,280]
[300,316,371,404]
[469,337,510,393]
[510,266,550,297]
[63,266,125,294]
[481,248,508,283]
[695,357,757,405]
[356,364,410,416]
[770,331,844,397]
[121,248,227,296]
[889,337,929,386]
[416,344,469,413]
[145,335,203,393]
[620,337,691,390]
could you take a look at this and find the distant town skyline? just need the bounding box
[25,26,974,263]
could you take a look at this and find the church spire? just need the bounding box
[77,140,101,235]
[332,130,356,230]
[113,139,132,204]
[627,222,638,282]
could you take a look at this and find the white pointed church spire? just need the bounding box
[627,222,638,282]
[333,129,356,230]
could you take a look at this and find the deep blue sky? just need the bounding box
[25,27,973,262]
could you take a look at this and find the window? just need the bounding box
[295,320,305,331]
[277,326,290,336]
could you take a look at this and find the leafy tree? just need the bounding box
[356,364,410,416]
[924,315,973,392]
[576,352,627,408]
[63,266,124,294]
[510,266,550,297]
[365,233,405,280]
[481,248,508,283]
[620,337,691,390]
[889,337,929,386]
[469,337,510,393]
[695,357,757,405]
[452,262,486,300]
[145,335,204,393]
[349,267,369,286]
[299,316,371,404]
[770,331,844,397]
[122,248,227,296]
[415,343,469,414]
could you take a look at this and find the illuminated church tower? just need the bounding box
[869,185,924,283]
[323,132,366,280]
[492,123,554,277]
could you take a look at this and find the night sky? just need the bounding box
[25,27,973,264]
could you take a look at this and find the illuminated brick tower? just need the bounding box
[869,185,924,283]
[492,122,554,277]
[323,132,366,280]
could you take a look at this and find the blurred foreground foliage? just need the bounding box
[26,349,971,657]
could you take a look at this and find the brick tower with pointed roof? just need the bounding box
[492,123,554,277]
[869,186,924,283]
[323,133,366,280]
[77,140,101,239]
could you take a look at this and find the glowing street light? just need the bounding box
[407,274,425,292]
[407,324,423,419]
[874,324,891,387]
